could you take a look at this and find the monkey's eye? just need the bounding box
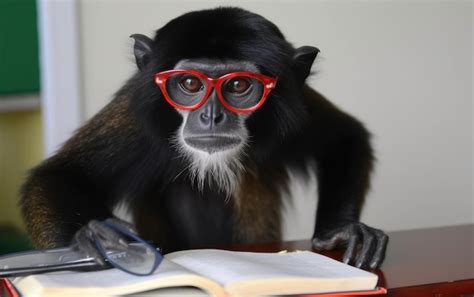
[179,76,203,93]
[226,78,251,94]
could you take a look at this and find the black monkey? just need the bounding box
[21,7,388,269]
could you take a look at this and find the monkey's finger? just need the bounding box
[71,226,93,247]
[342,229,359,265]
[312,231,347,251]
[312,238,333,251]
[88,220,115,240]
[88,220,129,249]
[72,228,107,267]
[355,226,376,269]
[369,231,389,269]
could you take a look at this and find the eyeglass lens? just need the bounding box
[165,73,264,109]
[94,223,161,276]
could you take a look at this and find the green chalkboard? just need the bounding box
[0,0,40,94]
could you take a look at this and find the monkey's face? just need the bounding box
[167,59,271,152]
[154,58,277,193]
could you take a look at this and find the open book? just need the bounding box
[12,249,380,297]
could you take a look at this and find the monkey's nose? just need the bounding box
[213,112,224,124]
[199,105,226,128]
[200,113,210,122]
[199,111,225,127]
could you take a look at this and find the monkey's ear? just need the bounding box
[294,46,320,80]
[130,34,154,71]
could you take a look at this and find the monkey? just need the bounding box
[20,7,388,269]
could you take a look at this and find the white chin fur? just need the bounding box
[171,112,248,196]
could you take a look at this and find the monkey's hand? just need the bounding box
[70,218,137,267]
[312,222,388,269]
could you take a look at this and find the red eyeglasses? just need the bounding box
[154,69,277,113]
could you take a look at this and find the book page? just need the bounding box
[14,259,225,297]
[15,259,185,288]
[167,249,378,296]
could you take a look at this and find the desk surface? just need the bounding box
[226,224,474,296]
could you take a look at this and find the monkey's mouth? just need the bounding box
[184,135,242,154]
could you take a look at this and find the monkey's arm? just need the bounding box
[20,160,112,248]
[303,87,388,269]
[20,96,140,260]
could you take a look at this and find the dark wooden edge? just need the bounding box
[385,279,474,297]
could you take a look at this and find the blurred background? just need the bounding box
[0,0,472,253]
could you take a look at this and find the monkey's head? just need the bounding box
[126,7,319,194]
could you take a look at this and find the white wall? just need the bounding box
[78,0,473,236]
[38,0,82,155]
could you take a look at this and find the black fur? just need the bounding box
[20,7,388,268]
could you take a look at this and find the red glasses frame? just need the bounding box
[154,69,278,113]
